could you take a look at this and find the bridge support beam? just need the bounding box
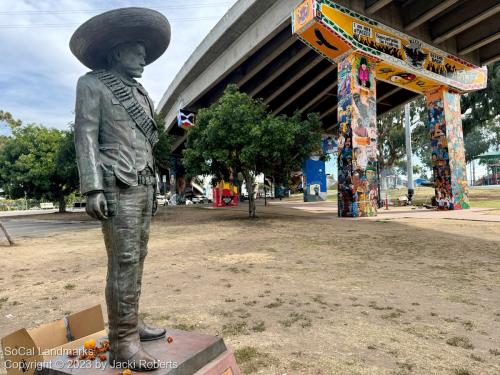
[425,87,470,209]
[337,53,379,217]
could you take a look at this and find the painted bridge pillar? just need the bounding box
[337,53,378,217]
[425,88,469,209]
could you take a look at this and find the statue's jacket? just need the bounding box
[74,72,155,195]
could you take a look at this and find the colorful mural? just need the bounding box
[425,88,469,210]
[443,91,470,209]
[376,62,441,94]
[293,0,476,216]
[292,0,487,93]
[177,109,195,129]
[322,135,337,154]
[303,156,327,201]
[337,53,378,217]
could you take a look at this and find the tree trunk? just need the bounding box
[58,195,67,213]
[0,222,14,246]
[244,172,256,218]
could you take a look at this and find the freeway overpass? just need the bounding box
[157,0,499,214]
[158,0,499,150]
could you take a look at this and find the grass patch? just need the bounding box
[469,200,500,209]
[311,295,328,306]
[172,323,198,331]
[470,353,484,362]
[453,369,473,375]
[264,298,284,309]
[368,301,393,311]
[251,320,266,332]
[234,346,258,362]
[222,321,248,336]
[234,308,251,319]
[279,312,312,328]
[446,336,474,349]
[64,283,76,290]
[397,361,415,372]
[234,346,278,373]
[462,320,475,331]
[381,311,402,319]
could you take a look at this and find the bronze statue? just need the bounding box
[70,7,170,371]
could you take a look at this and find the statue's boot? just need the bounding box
[138,319,166,341]
[105,225,160,371]
[109,338,159,371]
[136,252,166,342]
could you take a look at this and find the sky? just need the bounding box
[0,0,238,132]
[0,0,489,180]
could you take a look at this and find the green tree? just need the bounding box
[0,110,22,130]
[53,126,80,211]
[461,61,500,145]
[377,97,427,172]
[0,117,79,212]
[377,109,406,171]
[260,112,324,185]
[153,113,172,175]
[464,128,490,162]
[183,85,323,218]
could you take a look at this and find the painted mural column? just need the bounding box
[425,87,469,210]
[337,53,378,217]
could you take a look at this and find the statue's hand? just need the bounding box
[86,191,108,220]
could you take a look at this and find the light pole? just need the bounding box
[404,103,414,204]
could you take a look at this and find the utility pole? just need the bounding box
[404,103,414,204]
[472,159,476,186]
[264,175,267,206]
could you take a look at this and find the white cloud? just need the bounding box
[0,0,237,129]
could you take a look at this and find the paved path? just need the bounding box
[0,218,99,239]
[0,208,86,217]
[272,201,500,222]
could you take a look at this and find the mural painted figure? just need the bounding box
[70,8,171,370]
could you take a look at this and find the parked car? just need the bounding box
[156,195,167,206]
[192,195,209,204]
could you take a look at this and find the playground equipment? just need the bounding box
[213,181,239,208]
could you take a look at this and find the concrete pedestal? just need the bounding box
[35,329,240,375]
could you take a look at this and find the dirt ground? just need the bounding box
[0,203,499,375]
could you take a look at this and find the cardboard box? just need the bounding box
[1,305,107,375]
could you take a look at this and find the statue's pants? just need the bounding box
[101,175,154,356]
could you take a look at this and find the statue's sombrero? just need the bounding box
[70,7,170,70]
